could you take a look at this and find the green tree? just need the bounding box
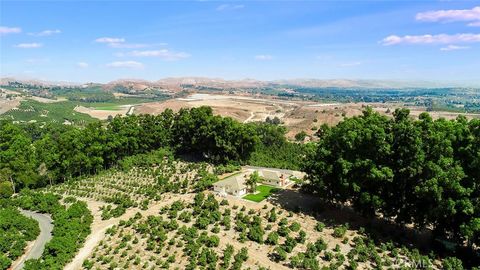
[0,181,13,198]
[295,131,307,141]
[246,171,260,193]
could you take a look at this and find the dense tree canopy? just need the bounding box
[0,107,290,192]
[304,108,480,249]
[0,207,40,270]
[173,107,258,163]
[14,191,93,270]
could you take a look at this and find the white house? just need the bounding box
[213,175,247,197]
[259,169,288,187]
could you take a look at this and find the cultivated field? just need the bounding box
[47,159,212,216]
[2,87,479,139]
[74,105,133,120]
[40,157,444,270]
[74,190,441,270]
[136,93,480,139]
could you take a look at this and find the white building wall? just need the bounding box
[236,189,246,197]
[214,184,246,197]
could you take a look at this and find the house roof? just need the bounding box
[260,169,282,181]
[214,175,246,190]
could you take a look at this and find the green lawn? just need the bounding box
[243,185,280,202]
[91,105,122,111]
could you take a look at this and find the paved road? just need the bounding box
[126,105,135,116]
[12,210,53,270]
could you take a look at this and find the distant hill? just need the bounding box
[2,76,478,91]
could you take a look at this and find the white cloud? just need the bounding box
[381,33,480,45]
[77,62,89,68]
[416,6,480,26]
[339,61,362,67]
[94,37,157,49]
[95,37,125,43]
[255,55,273,61]
[216,4,244,11]
[25,58,49,64]
[15,43,43,48]
[440,45,470,51]
[29,29,61,36]
[128,49,190,60]
[106,61,144,69]
[0,26,21,35]
[108,43,148,49]
[469,21,480,27]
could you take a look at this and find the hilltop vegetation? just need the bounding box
[16,192,93,270]
[47,152,216,218]
[0,81,170,124]
[2,81,169,102]
[1,105,480,268]
[79,192,451,270]
[305,108,480,263]
[0,207,40,269]
[0,99,95,125]
[0,106,298,192]
[0,191,92,270]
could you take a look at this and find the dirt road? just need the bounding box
[64,194,193,270]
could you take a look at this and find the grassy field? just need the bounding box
[90,105,122,111]
[80,97,162,108]
[0,96,169,124]
[243,185,280,202]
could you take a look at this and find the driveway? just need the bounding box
[12,210,53,270]
[243,165,306,179]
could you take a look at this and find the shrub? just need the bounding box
[315,238,327,251]
[277,225,290,237]
[333,224,348,238]
[297,230,307,244]
[315,222,325,232]
[273,247,287,262]
[232,247,248,270]
[442,257,464,270]
[0,182,14,198]
[282,236,297,253]
[265,232,279,245]
[289,222,301,232]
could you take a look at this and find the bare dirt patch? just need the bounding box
[0,99,20,114]
[28,96,67,103]
[134,93,480,140]
[74,105,130,120]
[136,93,298,126]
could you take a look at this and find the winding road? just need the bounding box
[11,210,53,270]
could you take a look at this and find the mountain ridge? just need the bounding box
[1,77,478,89]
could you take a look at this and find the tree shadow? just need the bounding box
[267,188,434,252]
[176,153,206,163]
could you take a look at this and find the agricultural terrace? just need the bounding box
[81,192,445,270]
[47,159,214,220]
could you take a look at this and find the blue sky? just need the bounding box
[1,0,479,85]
